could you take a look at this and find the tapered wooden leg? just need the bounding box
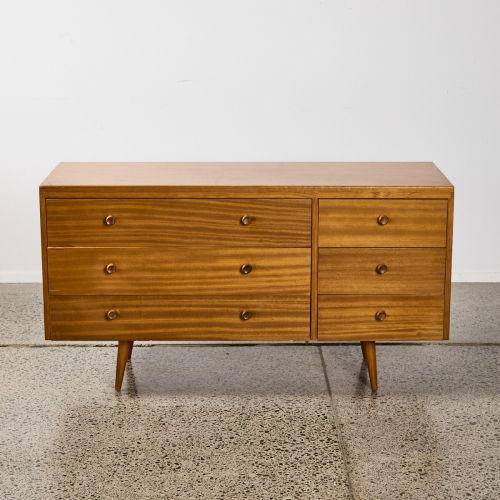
[360,341,367,359]
[360,341,378,391]
[127,341,134,360]
[115,341,133,391]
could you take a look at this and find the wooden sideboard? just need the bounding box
[39,162,454,391]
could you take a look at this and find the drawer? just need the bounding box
[318,295,444,341]
[318,248,446,295]
[48,248,311,295]
[49,295,310,341]
[46,199,311,247]
[318,199,447,247]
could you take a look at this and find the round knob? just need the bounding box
[105,263,117,274]
[377,215,389,226]
[375,310,386,321]
[241,215,252,226]
[241,264,252,274]
[241,311,252,321]
[106,310,118,320]
[376,264,387,275]
[105,215,116,226]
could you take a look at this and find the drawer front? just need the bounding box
[318,199,447,247]
[318,248,446,295]
[318,295,444,341]
[49,295,310,341]
[46,199,312,247]
[48,248,311,295]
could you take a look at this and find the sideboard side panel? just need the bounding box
[39,190,51,340]
[310,198,319,340]
[443,191,454,340]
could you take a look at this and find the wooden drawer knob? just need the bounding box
[241,311,252,321]
[105,263,117,274]
[241,264,252,274]
[105,215,116,226]
[106,310,118,320]
[376,264,387,274]
[241,215,252,226]
[375,310,386,321]
[377,215,389,225]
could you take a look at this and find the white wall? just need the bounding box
[1,1,499,282]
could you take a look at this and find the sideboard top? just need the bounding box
[41,162,452,188]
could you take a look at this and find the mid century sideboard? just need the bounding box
[39,162,454,391]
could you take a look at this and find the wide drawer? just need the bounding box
[318,199,447,247]
[318,295,444,341]
[48,248,311,295]
[46,199,312,247]
[49,295,310,341]
[318,248,446,295]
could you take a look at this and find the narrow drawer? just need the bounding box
[318,295,444,341]
[48,248,311,295]
[318,199,447,247]
[49,295,310,341]
[46,199,312,247]
[318,248,446,295]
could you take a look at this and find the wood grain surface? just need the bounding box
[40,163,453,199]
[49,295,310,341]
[318,199,448,247]
[318,295,444,341]
[41,162,453,187]
[39,162,454,350]
[444,194,454,340]
[310,198,319,340]
[39,193,51,339]
[46,199,311,247]
[41,186,454,199]
[318,248,446,295]
[48,247,311,295]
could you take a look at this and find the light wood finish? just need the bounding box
[360,342,367,359]
[39,162,454,390]
[46,199,312,248]
[318,295,444,341]
[39,193,51,340]
[318,199,448,247]
[48,248,311,295]
[318,295,444,307]
[42,186,453,200]
[310,198,319,340]
[318,248,446,295]
[443,193,454,340]
[360,341,377,391]
[115,341,133,391]
[40,163,453,200]
[49,295,310,341]
[41,162,453,188]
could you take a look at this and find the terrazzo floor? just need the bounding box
[0,283,499,499]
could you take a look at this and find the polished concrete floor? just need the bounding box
[0,284,499,499]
